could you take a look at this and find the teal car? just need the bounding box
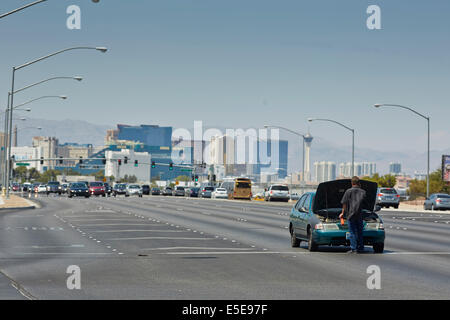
[289,179,385,253]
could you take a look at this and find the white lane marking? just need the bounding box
[90,230,186,233]
[69,219,145,222]
[14,245,85,249]
[160,251,450,256]
[384,252,450,255]
[79,224,161,227]
[16,253,114,255]
[140,247,255,251]
[105,237,216,241]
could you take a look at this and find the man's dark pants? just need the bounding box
[347,216,364,252]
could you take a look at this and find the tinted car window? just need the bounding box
[271,185,289,191]
[296,194,307,211]
[90,182,103,187]
[302,194,311,211]
[380,188,397,194]
[437,194,450,199]
[204,187,214,191]
[236,182,250,188]
[176,187,185,190]
[70,183,85,188]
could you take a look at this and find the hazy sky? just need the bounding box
[1,0,449,155]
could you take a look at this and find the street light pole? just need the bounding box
[5,46,106,197]
[0,0,47,20]
[308,118,355,177]
[5,95,67,197]
[374,104,431,198]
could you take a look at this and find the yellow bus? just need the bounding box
[221,178,252,200]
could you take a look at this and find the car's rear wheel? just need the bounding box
[307,229,318,252]
[394,205,399,209]
[290,228,300,248]
[373,243,384,253]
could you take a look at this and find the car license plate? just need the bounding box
[345,232,351,240]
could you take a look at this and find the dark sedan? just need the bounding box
[151,187,161,195]
[186,187,199,197]
[68,182,90,198]
[142,185,150,195]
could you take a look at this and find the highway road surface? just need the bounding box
[0,195,449,299]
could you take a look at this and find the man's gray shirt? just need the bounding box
[341,186,366,220]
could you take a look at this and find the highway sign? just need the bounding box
[16,163,30,166]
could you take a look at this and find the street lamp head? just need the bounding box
[74,76,83,81]
[263,125,269,128]
[307,118,314,122]
[96,47,108,53]
[37,127,42,130]
[60,95,68,100]
[374,104,382,108]
[25,108,31,112]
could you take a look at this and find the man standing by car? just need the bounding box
[339,176,366,253]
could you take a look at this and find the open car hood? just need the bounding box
[313,179,378,212]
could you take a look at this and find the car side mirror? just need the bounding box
[375,205,381,212]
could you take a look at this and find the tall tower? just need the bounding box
[303,133,313,182]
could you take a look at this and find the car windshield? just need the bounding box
[271,185,289,191]
[71,183,85,188]
[191,188,199,192]
[48,182,59,186]
[380,188,397,194]
[90,182,103,187]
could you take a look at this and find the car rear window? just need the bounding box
[204,187,214,191]
[271,185,289,191]
[216,188,226,191]
[380,188,397,194]
[437,194,450,199]
[176,187,185,190]
[236,182,250,188]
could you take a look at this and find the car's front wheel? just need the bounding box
[373,243,384,253]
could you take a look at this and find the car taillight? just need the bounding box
[396,195,400,198]
[314,223,324,230]
[378,223,384,230]
[378,193,383,197]
[436,199,441,203]
[270,191,273,194]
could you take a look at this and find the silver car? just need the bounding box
[424,193,450,211]
[265,184,290,202]
[125,184,143,197]
[376,187,400,209]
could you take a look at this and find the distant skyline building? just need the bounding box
[314,161,336,183]
[339,162,376,177]
[32,136,58,170]
[389,162,402,175]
